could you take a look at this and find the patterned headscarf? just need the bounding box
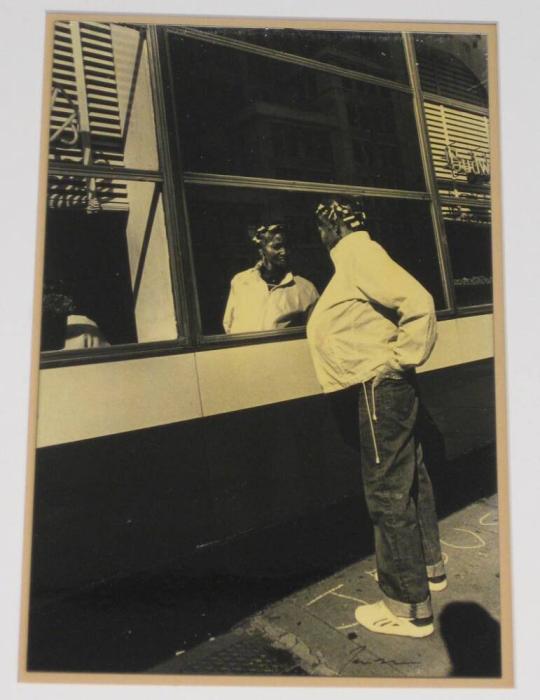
[251,223,286,246]
[315,200,367,231]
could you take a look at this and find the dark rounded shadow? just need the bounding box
[440,601,501,677]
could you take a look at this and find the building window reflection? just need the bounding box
[169,34,426,190]
[40,22,493,362]
[42,21,177,354]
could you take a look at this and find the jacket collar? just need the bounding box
[253,263,294,288]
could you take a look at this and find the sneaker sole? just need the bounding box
[428,578,448,592]
[354,607,434,638]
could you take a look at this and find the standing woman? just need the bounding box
[307,199,446,638]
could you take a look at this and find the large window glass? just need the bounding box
[42,24,491,358]
[168,34,425,190]
[42,178,177,351]
[414,33,491,309]
[185,186,445,336]
[194,27,410,83]
[414,34,488,107]
[442,205,492,308]
[42,21,178,355]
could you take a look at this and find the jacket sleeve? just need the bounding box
[350,240,437,370]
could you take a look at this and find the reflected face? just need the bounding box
[261,233,289,270]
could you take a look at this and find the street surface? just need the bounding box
[153,493,501,678]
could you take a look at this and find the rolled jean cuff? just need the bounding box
[383,591,433,620]
[426,559,446,578]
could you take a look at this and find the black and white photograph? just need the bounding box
[16,12,511,687]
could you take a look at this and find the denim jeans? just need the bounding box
[357,373,444,620]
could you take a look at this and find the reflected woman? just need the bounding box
[223,223,319,334]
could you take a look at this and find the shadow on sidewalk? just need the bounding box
[440,602,501,677]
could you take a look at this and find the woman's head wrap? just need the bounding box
[250,222,286,246]
[315,200,367,231]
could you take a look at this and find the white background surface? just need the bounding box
[1,0,538,698]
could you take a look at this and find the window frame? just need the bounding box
[40,23,193,368]
[40,22,493,369]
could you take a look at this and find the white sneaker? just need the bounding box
[354,600,434,638]
[373,570,448,592]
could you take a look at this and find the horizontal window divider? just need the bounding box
[198,326,306,348]
[40,305,460,368]
[439,195,491,209]
[48,162,164,182]
[435,307,457,320]
[454,303,494,318]
[423,92,489,117]
[183,172,432,200]
[167,26,413,95]
[40,338,188,370]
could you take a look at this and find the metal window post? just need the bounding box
[146,25,201,344]
[402,32,456,313]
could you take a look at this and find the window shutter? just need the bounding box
[49,21,127,210]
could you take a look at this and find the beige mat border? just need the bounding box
[18,12,511,688]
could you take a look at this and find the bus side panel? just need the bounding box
[202,393,363,540]
[29,359,495,596]
[30,417,214,594]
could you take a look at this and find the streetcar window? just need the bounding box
[443,208,493,308]
[42,22,178,354]
[40,22,493,359]
[185,187,446,336]
[41,179,177,352]
[168,34,426,191]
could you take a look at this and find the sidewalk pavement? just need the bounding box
[151,493,501,679]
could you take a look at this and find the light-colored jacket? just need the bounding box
[223,265,319,334]
[306,231,437,393]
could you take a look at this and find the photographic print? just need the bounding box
[19,14,510,687]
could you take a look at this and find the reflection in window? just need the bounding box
[414,34,488,107]
[185,187,446,336]
[424,101,490,204]
[443,207,492,307]
[41,178,177,351]
[194,27,409,83]
[222,224,319,334]
[49,21,159,170]
[169,35,426,190]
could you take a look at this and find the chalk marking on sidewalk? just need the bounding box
[332,592,368,605]
[305,584,344,607]
[336,622,360,630]
[440,528,486,549]
[442,551,449,564]
[479,512,498,527]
